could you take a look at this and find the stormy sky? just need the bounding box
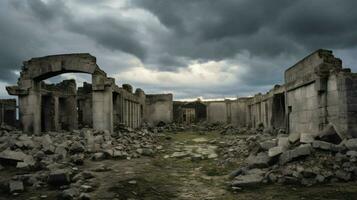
[1,0,357,100]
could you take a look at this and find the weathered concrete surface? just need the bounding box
[144,94,173,126]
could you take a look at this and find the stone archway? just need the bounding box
[6,53,115,134]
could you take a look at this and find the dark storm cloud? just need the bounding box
[66,17,147,60]
[133,0,357,59]
[1,0,357,98]
[132,0,357,89]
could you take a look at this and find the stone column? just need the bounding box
[66,95,78,131]
[92,70,114,133]
[18,81,41,134]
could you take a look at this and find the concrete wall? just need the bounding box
[0,99,17,127]
[144,94,173,126]
[286,83,320,135]
[206,101,227,123]
[78,82,93,128]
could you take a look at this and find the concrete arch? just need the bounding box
[7,53,113,134]
[20,53,105,81]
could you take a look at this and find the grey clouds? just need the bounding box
[0,0,357,99]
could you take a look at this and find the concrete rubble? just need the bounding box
[229,127,357,190]
[0,125,159,197]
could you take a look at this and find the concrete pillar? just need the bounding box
[67,96,78,130]
[129,101,132,128]
[92,87,113,133]
[121,97,124,124]
[92,71,114,133]
[53,96,59,131]
[134,103,137,128]
[125,100,128,126]
[19,81,41,134]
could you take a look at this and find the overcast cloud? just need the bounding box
[0,0,357,99]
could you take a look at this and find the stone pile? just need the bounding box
[229,126,357,189]
[216,135,250,166]
[0,126,159,198]
[151,122,238,133]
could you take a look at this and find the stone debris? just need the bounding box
[9,180,24,193]
[229,130,357,190]
[0,125,159,197]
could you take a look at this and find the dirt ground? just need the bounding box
[2,131,357,200]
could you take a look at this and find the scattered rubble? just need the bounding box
[229,128,357,190]
[0,125,159,197]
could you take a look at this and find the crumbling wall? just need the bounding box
[326,71,357,138]
[144,94,173,126]
[0,99,17,127]
[40,79,78,132]
[173,100,207,123]
[7,54,116,133]
[206,101,227,123]
[284,49,344,136]
[113,86,146,129]
[77,82,93,128]
[286,83,319,134]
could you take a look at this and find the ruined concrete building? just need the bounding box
[3,49,357,139]
[6,54,172,134]
[182,49,357,139]
[0,99,17,127]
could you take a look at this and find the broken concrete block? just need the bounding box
[317,123,342,144]
[113,150,127,159]
[79,193,91,200]
[48,169,71,186]
[259,140,277,151]
[229,167,248,179]
[42,134,55,154]
[55,146,68,159]
[9,180,24,193]
[137,148,154,156]
[346,150,357,157]
[70,154,84,165]
[344,139,357,151]
[268,146,285,157]
[335,170,351,181]
[288,133,300,143]
[231,169,267,187]
[91,152,105,161]
[16,135,35,149]
[0,149,27,163]
[278,137,290,148]
[171,152,189,158]
[279,144,311,165]
[58,188,79,200]
[312,141,335,151]
[70,141,85,154]
[247,152,271,168]
[300,133,315,144]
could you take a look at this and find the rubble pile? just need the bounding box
[151,122,241,134]
[216,135,250,166]
[0,126,159,198]
[229,125,357,189]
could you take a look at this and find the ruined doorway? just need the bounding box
[113,92,121,128]
[182,108,196,124]
[272,93,286,129]
[41,95,55,132]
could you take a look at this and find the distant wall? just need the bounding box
[144,94,173,125]
[205,99,249,126]
[0,99,17,127]
[206,101,227,123]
